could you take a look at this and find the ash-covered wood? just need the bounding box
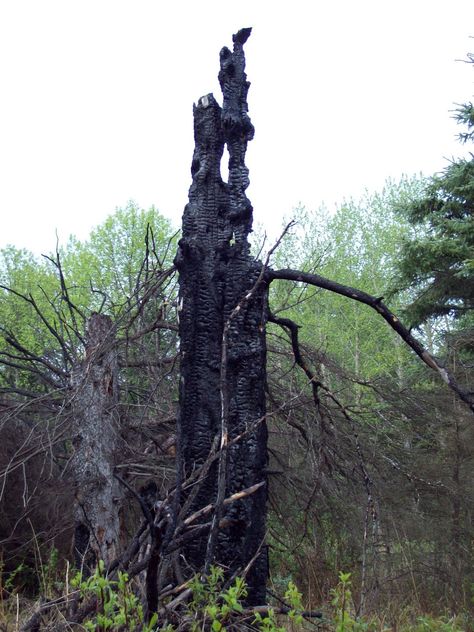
[70,313,123,571]
[174,28,268,604]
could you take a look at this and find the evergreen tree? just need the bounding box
[393,55,474,336]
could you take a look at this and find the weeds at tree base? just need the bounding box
[7,562,308,631]
[69,563,306,631]
[5,560,473,632]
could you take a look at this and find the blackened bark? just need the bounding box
[175,28,268,603]
[70,313,123,571]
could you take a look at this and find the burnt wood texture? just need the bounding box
[174,28,268,603]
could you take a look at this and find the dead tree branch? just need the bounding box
[268,268,474,413]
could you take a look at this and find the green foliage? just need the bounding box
[0,201,178,391]
[252,580,304,632]
[393,54,474,338]
[71,560,158,632]
[39,546,60,597]
[69,564,306,632]
[394,160,474,327]
[284,581,304,626]
[61,201,177,315]
[253,608,286,632]
[0,246,72,386]
[1,559,28,595]
[455,54,474,145]
[271,177,423,387]
[188,566,247,631]
[330,572,375,632]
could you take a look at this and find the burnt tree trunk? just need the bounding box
[70,313,123,571]
[174,28,268,603]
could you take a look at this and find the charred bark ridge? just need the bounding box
[175,28,268,603]
[70,313,123,571]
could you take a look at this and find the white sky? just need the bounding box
[0,1,473,254]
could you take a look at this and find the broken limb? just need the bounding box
[268,268,474,413]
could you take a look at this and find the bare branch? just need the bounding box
[269,267,474,413]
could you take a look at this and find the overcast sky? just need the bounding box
[1,1,473,254]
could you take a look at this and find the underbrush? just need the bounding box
[2,558,473,631]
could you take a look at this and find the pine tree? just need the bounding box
[394,55,474,339]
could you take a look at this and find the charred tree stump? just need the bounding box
[174,28,268,604]
[70,313,123,571]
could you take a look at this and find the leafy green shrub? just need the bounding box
[331,572,376,632]
[71,560,158,632]
[71,563,307,632]
[187,565,248,631]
